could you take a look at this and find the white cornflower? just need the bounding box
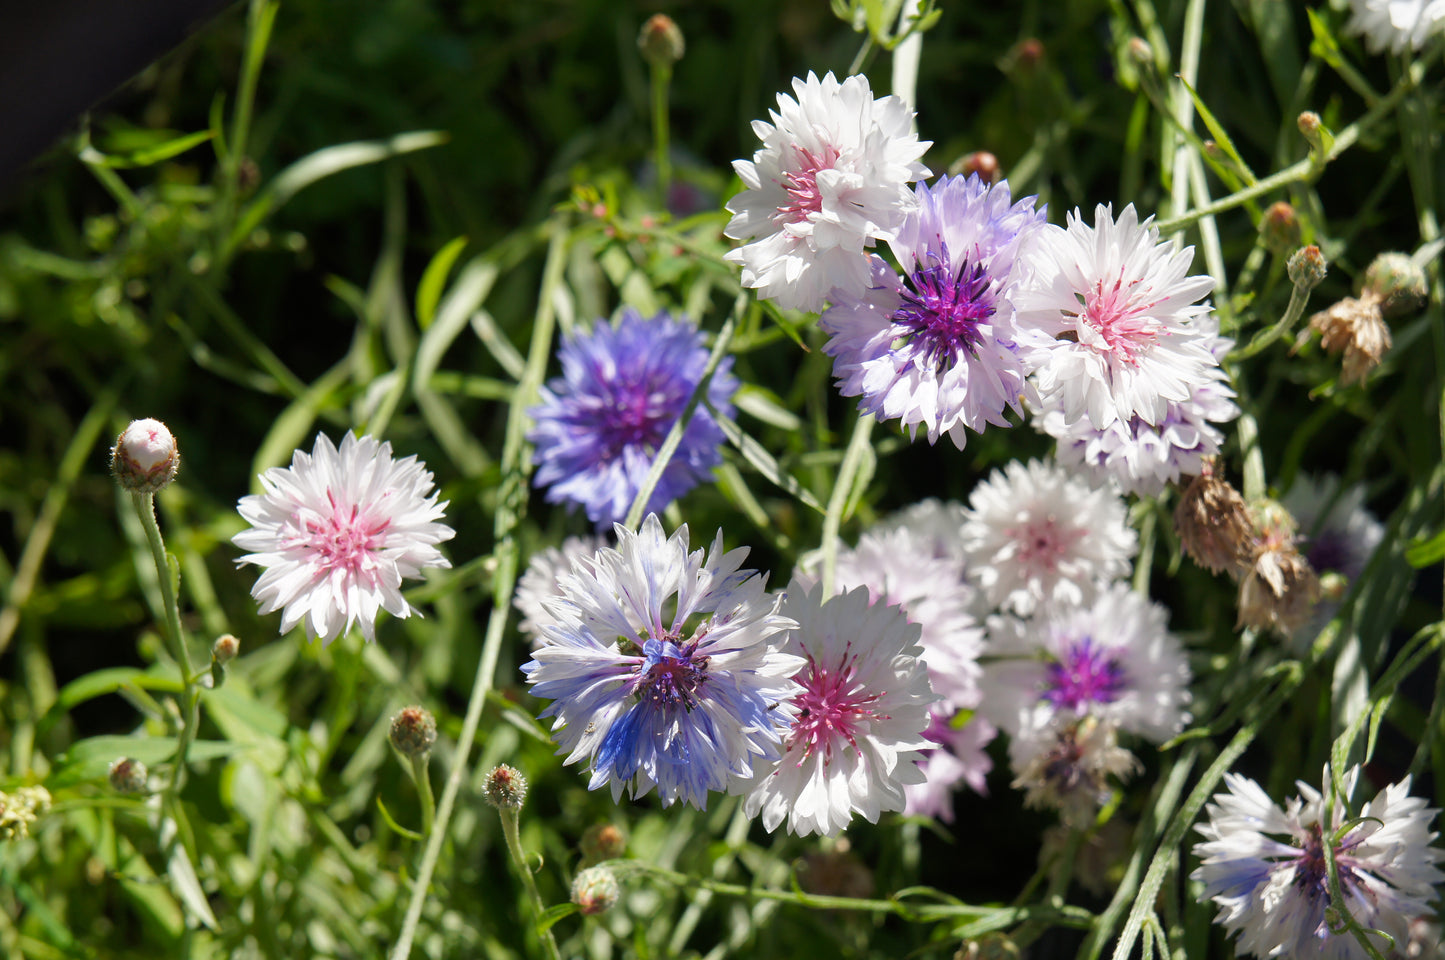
[513,535,606,641]
[874,498,971,569]
[1015,204,1221,431]
[1035,316,1238,497]
[744,581,938,837]
[961,458,1137,616]
[724,71,931,313]
[233,432,454,644]
[1193,767,1445,960]
[1345,0,1445,53]
[981,583,1191,743]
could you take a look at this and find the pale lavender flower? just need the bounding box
[744,580,938,837]
[821,175,1046,448]
[233,432,454,645]
[904,711,996,822]
[961,458,1137,616]
[1284,475,1384,582]
[724,71,930,313]
[521,515,802,810]
[1193,767,1445,960]
[513,535,606,642]
[1015,204,1221,431]
[528,310,738,526]
[981,583,1191,744]
[1035,316,1238,496]
[1345,0,1445,53]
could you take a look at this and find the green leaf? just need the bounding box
[415,236,471,330]
[161,815,220,931]
[1176,76,1256,185]
[1405,528,1445,567]
[713,412,826,515]
[538,903,579,932]
[375,796,424,840]
[50,736,245,789]
[89,130,215,169]
[40,667,184,735]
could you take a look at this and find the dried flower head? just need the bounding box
[1174,460,1254,576]
[1236,501,1322,636]
[483,764,529,810]
[1010,715,1140,828]
[1307,292,1391,386]
[389,706,438,758]
[111,418,179,492]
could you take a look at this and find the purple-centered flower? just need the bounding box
[820,175,1047,449]
[521,515,802,809]
[1042,637,1129,711]
[528,310,738,526]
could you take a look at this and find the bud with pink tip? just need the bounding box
[571,865,621,915]
[483,764,528,809]
[110,419,179,492]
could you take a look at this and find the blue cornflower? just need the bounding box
[820,174,1046,449]
[528,309,738,526]
[521,515,803,809]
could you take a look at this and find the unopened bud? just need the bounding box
[1298,111,1328,156]
[110,419,179,492]
[212,634,240,664]
[1287,245,1328,290]
[389,706,437,759]
[959,151,1000,185]
[483,764,528,809]
[638,14,684,67]
[109,757,149,794]
[1261,203,1302,256]
[1127,37,1154,68]
[1012,38,1044,70]
[571,864,621,915]
[1363,252,1427,317]
[580,823,627,864]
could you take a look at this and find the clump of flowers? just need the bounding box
[0,786,52,840]
[743,581,938,837]
[232,432,455,645]
[820,174,1046,448]
[1193,766,1444,960]
[528,310,738,526]
[521,515,802,809]
[724,71,930,313]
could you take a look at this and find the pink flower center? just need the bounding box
[777,144,841,224]
[786,643,884,764]
[1073,273,1165,364]
[1006,516,1084,573]
[295,490,391,579]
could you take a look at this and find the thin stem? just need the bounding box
[650,61,673,198]
[498,807,562,960]
[409,754,435,837]
[1227,279,1314,362]
[134,492,198,799]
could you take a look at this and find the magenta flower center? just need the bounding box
[777,144,841,223]
[787,644,883,764]
[598,380,671,453]
[295,490,390,578]
[1293,822,1361,900]
[635,639,710,711]
[1043,637,1127,711]
[890,259,996,367]
[1075,273,1165,364]
[1006,515,1084,573]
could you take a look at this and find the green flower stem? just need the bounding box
[650,60,673,198]
[134,492,199,798]
[388,225,566,960]
[498,807,561,960]
[1227,276,1315,362]
[409,754,435,838]
[819,413,875,600]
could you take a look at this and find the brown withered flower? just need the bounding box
[1236,500,1321,635]
[1174,459,1254,576]
[1307,291,1391,386]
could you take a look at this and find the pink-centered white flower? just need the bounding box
[1015,204,1221,431]
[233,432,454,644]
[1193,766,1445,960]
[724,71,931,313]
[961,458,1137,616]
[744,581,938,837]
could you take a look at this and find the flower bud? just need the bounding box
[483,764,528,809]
[580,823,627,864]
[212,634,240,664]
[110,418,179,492]
[958,151,1000,185]
[109,757,149,794]
[1298,112,1329,157]
[1261,203,1302,257]
[1126,36,1153,68]
[1362,252,1427,317]
[1287,245,1327,291]
[571,864,621,915]
[1013,38,1044,70]
[638,14,684,67]
[389,706,437,759]
[0,785,52,839]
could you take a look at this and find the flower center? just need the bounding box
[1043,637,1127,711]
[634,639,710,711]
[1304,529,1348,575]
[1069,274,1164,364]
[297,490,390,577]
[1292,823,1359,900]
[787,643,884,764]
[777,144,841,224]
[889,258,996,367]
[599,379,671,453]
[1006,516,1084,573]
